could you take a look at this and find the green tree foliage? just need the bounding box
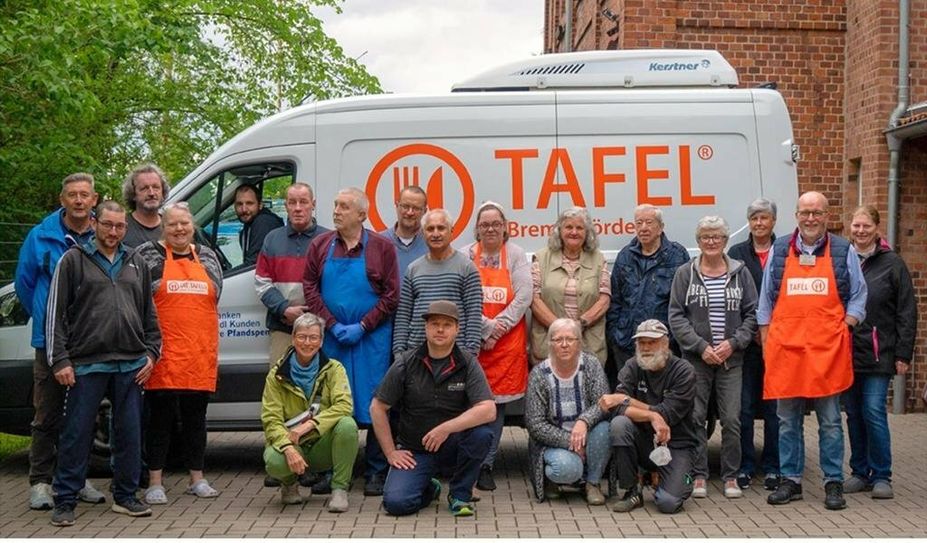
[0,0,380,224]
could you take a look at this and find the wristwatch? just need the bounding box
[579,317,589,330]
[620,396,631,408]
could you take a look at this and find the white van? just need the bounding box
[0,49,798,438]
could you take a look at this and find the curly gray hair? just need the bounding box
[548,206,598,252]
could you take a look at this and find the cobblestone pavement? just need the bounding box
[2,415,926,538]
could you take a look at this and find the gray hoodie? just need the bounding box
[667,255,758,369]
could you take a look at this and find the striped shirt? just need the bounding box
[540,360,585,431]
[702,273,727,344]
[392,251,483,354]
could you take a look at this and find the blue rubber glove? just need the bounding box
[330,323,347,342]
[337,323,365,346]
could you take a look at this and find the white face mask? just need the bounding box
[649,439,672,467]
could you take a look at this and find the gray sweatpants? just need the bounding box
[691,360,742,481]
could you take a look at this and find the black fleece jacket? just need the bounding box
[47,243,162,372]
[852,239,917,374]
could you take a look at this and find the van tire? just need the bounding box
[88,400,113,477]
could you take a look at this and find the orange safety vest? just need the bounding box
[474,243,528,399]
[763,239,853,399]
[147,245,220,392]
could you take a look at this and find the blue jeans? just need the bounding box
[777,394,844,484]
[739,345,780,476]
[364,408,399,480]
[542,420,610,485]
[53,370,143,507]
[382,424,492,516]
[483,402,507,468]
[843,374,892,483]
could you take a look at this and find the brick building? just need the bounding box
[544,0,926,411]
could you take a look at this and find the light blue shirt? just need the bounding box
[756,233,867,325]
[74,356,147,376]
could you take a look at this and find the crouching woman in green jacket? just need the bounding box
[261,313,358,511]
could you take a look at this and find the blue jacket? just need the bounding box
[606,233,689,352]
[14,210,93,349]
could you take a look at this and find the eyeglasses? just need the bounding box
[797,210,826,219]
[698,234,726,243]
[478,221,505,231]
[397,203,425,214]
[97,221,127,232]
[294,334,322,343]
[550,337,579,346]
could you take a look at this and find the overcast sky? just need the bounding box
[317,1,545,94]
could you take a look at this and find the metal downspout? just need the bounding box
[887,0,909,414]
[564,1,573,53]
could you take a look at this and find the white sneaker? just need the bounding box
[692,478,708,498]
[328,488,349,513]
[29,482,54,510]
[78,480,106,504]
[280,483,303,505]
[723,479,743,498]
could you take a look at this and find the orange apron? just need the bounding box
[763,237,853,399]
[474,244,528,399]
[147,246,219,392]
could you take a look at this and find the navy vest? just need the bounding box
[768,231,851,309]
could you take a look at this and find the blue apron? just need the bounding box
[320,230,392,424]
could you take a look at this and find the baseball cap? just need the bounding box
[632,319,669,339]
[422,300,459,322]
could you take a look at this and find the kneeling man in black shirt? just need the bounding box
[599,319,697,514]
[371,300,495,517]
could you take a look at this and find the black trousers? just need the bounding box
[145,391,209,472]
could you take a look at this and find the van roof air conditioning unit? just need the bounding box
[451,50,738,92]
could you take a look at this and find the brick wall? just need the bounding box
[545,0,927,410]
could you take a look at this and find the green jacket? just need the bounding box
[261,347,354,453]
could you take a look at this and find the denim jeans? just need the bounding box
[777,394,844,484]
[53,370,143,507]
[364,408,399,480]
[382,425,492,516]
[29,349,65,486]
[483,402,507,468]
[691,360,742,481]
[542,420,610,485]
[739,344,779,476]
[843,374,892,483]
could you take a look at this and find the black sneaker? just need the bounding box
[764,475,781,491]
[364,474,384,497]
[612,486,643,513]
[824,481,847,510]
[736,473,752,489]
[51,503,76,527]
[311,471,333,495]
[476,465,496,491]
[111,498,152,517]
[767,479,803,505]
[264,475,281,488]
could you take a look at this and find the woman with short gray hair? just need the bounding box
[260,311,358,511]
[530,207,610,364]
[525,318,610,505]
[727,199,780,491]
[668,215,758,500]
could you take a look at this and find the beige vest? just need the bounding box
[530,247,607,364]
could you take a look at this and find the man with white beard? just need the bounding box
[598,319,697,514]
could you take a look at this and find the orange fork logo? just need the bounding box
[365,143,475,240]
